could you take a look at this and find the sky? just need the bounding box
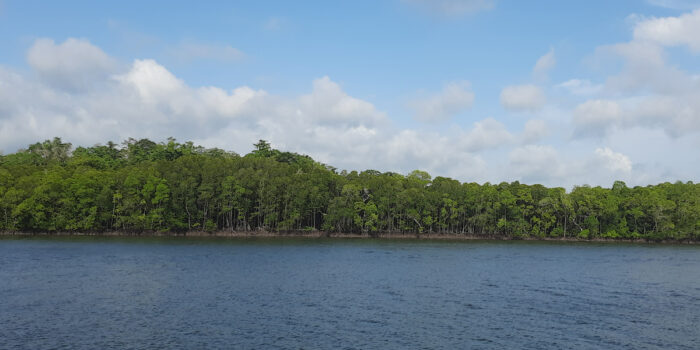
[1,0,700,188]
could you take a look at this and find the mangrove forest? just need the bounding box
[1,137,699,241]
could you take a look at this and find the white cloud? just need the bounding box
[627,93,700,137]
[383,130,488,179]
[409,81,474,122]
[521,119,548,144]
[598,41,694,94]
[500,84,546,112]
[509,145,562,184]
[461,118,513,151]
[116,59,185,103]
[557,79,603,96]
[533,48,556,78]
[571,9,700,140]
[299,76,386,126]
[507,146,637,187]
[594,147,632,174]
[572,99,621,137]
[633,9,700,52]
[1,42,497,183]
[1,36,695,188]
[27,38,118,91]
[0,59,382,168]
[572,94,700,138]
[198,86,265,117]
[402,0,495,16]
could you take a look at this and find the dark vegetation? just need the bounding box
[1,137,698,241]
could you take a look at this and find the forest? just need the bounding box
[0,137,698,241]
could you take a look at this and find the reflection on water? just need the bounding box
[1,237,699,349]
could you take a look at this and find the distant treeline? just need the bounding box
[1,137,698,240]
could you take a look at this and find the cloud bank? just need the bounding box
[3,18,700,189]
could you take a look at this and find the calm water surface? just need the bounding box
[1,237,699,349]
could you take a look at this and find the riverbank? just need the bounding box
[1,230,697,244]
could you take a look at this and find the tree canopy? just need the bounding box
[1,137,698,241]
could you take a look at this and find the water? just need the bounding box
[1,237,699,349]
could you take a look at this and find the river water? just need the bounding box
[1,237,698,349]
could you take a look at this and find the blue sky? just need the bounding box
[1,0,700,187]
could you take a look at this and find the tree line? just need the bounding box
[1,137,698,240]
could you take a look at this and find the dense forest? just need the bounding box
[1,137,698,241]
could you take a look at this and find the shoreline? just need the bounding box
[1,230,697,244]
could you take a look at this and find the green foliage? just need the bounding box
[26,137,72,164]
[0,137,698,240]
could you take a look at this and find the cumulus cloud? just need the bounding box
[507,146,637,187]
[409,81,474,122]
[633,9,700,52]
[0,36,691,188]
[383,130,488,179]
[2,38,488,181]
[521,119,548,144]
[500,84,546,112]
[626,93,700,137]
[598,41,693,94]
[117,59,185,103]
[572,99,621,137]
[571,9,700,139]
[594,10,700,95]
[594,147,632,174]
[0,58,380,168]
[299,76,386,126]
[27,38,118,91]
[509,145,562,184]
[572,94,700,138]
[533,48,556,78]
[401,0,495,16]
[461,118,512,151]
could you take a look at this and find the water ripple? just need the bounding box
[1,238,699,349]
